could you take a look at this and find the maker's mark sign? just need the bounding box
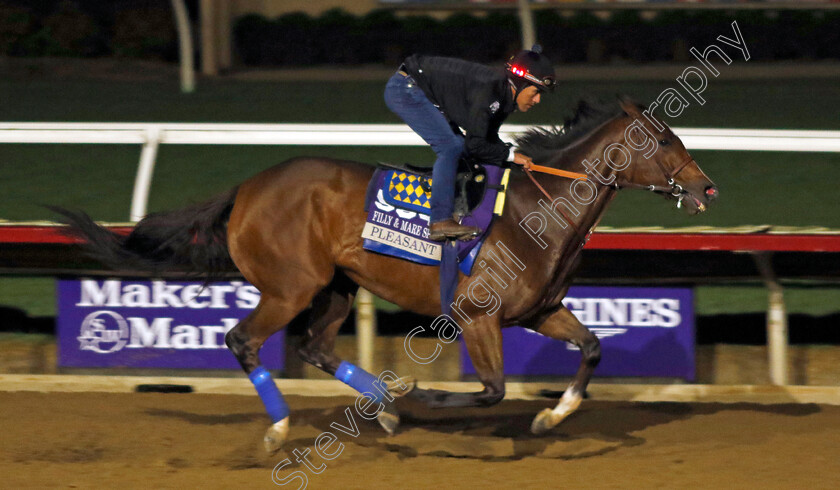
[57,279,284,369]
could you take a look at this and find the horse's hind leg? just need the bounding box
[527,307,600,434]
[296,272,357,375]
[406,315,506,408]
[297,272,408,434]
[225,294,312,453]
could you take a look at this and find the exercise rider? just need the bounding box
[384,45,556,241]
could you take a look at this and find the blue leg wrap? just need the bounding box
[335,361,386,403]
[249,366,289,423]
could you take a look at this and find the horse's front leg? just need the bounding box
[528,306,600,434]
[406,315,505,408]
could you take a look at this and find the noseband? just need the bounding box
[615,153,696,204]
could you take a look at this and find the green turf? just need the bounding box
[0,277,56,317]
[2,77,838,223]
[695,285,840,316]
[2,76,839,319]
[600,150,840,228]
[0,333,53,343]
[5,145,839,228]
[2,78,838,129]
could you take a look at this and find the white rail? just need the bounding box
[2,122,840,147]
[2,122,839,221]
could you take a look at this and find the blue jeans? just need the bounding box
[384,72,464,223]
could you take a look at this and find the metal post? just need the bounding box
[200,0,218,76]
[767,286,788,385]
[753,252,789,385]
[516,0,537,50]
[217,0,232,70]
[130,127,161,222]
[355,288,377,372]
[170,0,195,93]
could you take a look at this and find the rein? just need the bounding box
[513,152,696,240]
[519,160,588,181]
[515,160,588,240]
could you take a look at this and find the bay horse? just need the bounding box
[56,97,717,452]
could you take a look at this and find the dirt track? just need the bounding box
[2,392,839,489]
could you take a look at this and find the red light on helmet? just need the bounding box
[507,62,554,91]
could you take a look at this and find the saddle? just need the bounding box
[376,157,504,220]
[361,158,510,273]
[361,158,511,318]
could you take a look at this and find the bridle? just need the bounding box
[514,151,698,241]
[614,153,696,206]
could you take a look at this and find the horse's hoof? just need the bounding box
[263,417,290,453]
[530,408,559,435]
[377,403,400,436]
[386,376,416,399]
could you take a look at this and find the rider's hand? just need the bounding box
[513,152,533,166]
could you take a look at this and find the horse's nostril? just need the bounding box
[704,186,718,200]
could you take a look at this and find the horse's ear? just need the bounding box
[618,95,642,118]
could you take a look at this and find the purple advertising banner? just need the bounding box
[57,279,284,369]
[462,286,695,380]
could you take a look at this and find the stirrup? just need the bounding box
[429,224,481,242]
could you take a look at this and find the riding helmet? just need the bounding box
[506,44,556,93]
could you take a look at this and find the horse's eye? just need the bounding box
[659,139,670,146]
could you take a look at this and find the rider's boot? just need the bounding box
[429,218,481,241]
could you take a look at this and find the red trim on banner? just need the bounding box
[0,226,132,244]
[585,233,840,252]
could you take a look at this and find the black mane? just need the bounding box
[514,98,626,164]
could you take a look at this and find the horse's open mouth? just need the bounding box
[682,193,707,215]
[658,191,707,214]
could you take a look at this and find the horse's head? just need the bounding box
[617,98,718,215]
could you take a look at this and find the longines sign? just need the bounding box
[57,279,284,369]
[462,286,696,380]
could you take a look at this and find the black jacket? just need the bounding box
[402,55,516,165]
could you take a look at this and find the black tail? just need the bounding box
[50,187,239,279]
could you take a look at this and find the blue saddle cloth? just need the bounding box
[362,164,509,276]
